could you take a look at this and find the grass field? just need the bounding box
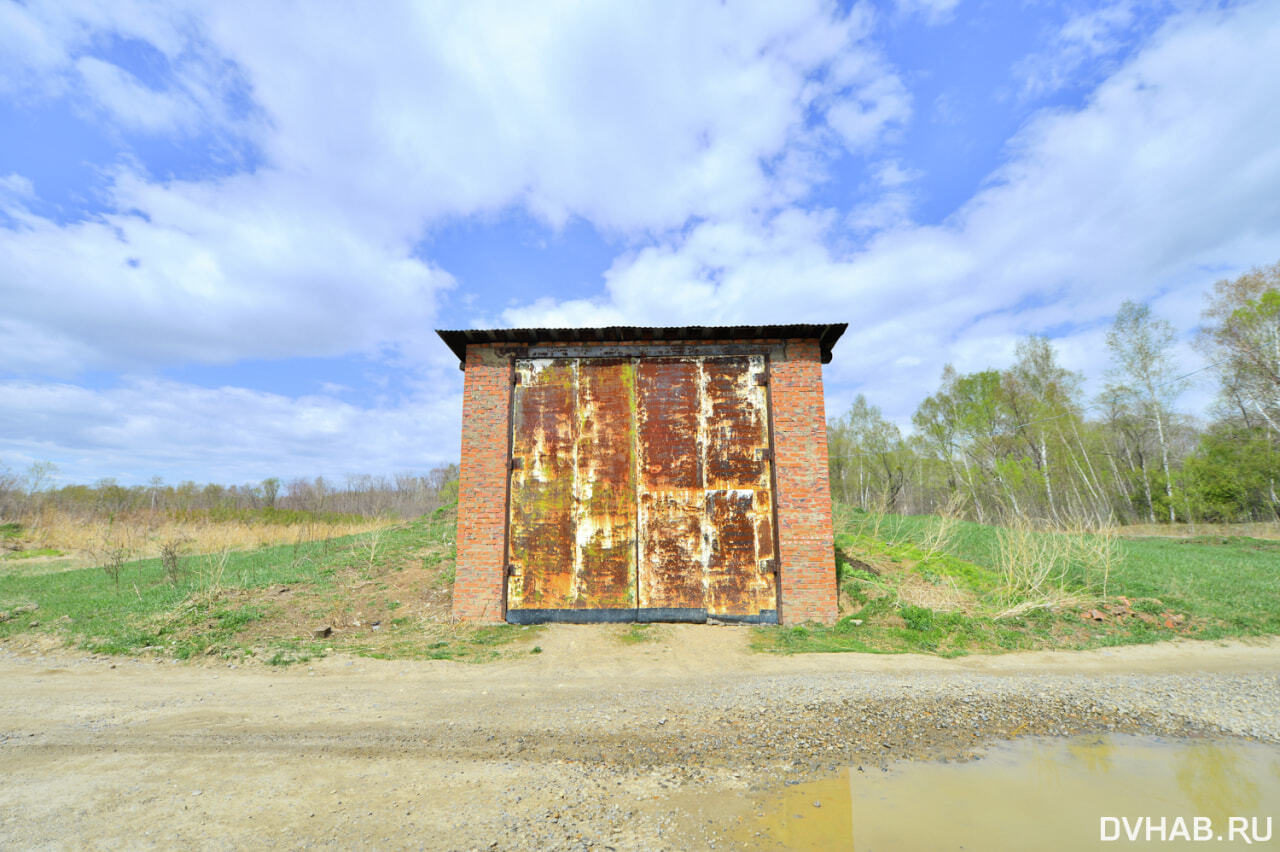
[3,500,1275,663]
[0,505,538,665]
[755,509,1280,656]
[0,508,391,569]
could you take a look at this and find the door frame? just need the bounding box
[500,349,782,624]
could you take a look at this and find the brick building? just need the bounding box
[436,325,846,626]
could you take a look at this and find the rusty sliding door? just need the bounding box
[506,358,638,623]
[702,356,777,621]
[636,355,778,623]
[506,353,777,624]
[635,358,707,619]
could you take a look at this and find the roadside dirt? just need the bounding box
[3,628,1278,850]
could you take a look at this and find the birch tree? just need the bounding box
[1105,301,1186,522]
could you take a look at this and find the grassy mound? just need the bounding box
[756,508,1280,656]
[0,504,539,664]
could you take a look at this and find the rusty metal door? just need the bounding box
[505,354,777,624]
[636,355,777,622]
[506,358,639,621]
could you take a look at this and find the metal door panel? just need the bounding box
[635,358,703,489]
[700,355,777,617]
[507,359,576,610]
[702,356,768,488]
[637,490,706,610]
[635,359,707,611]
[705,489,774,617]
[506,353,779,622]
[571,359,638,608]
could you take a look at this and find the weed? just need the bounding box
[617,623,664,645]
[18,507,393,563]
[99,546,130,591]
[357,527,386,576]
[160,538,189,585]
[992,520,1077,617]
[190,547,230,595]
[917,492,963,562]
[900,604,934,632]
[758,505,1280,656]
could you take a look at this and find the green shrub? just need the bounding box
[900,604,935,632]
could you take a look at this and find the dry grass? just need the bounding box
[992,518,1119,619]
[1120,520,1280,540]
[917,492,964,562]
[894,571,972,613]
[14,508,393,563]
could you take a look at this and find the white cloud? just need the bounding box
[0,170,454,374]
[1,1,255,139]
[2,0,910,377]
[0,377,463,484]
[1014,0,1150,99]
[193,0,905,233]
[4,0,1277,481]
[73,55,197,133]
[0,173,35,199]
[505,1,1280,421]
[819,51,912,152]
[895,0,962,26]
[845,158,920,234]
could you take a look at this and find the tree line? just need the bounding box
[0,465,460,522]
[828,262,1280,525]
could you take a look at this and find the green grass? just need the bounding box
[0,503,537,664]
[616,623,664,645]
[8,499,1275,664]
[756,508,1280,656]
[1,547,64,560]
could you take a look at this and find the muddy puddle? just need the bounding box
[686,736,1279,850]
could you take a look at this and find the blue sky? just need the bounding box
[2,0,1279,486]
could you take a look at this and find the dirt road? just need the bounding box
[3,627,1278,850]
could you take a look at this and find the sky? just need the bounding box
[2,0,1279,487]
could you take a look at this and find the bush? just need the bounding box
[900,604,935,632]
[160,539,188,585]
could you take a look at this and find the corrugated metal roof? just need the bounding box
[435,323,848,366]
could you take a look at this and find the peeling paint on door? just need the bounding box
[506,354,777,623]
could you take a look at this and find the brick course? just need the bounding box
[769,340,838,623]
[451,336,838,624]
[452,346,511,621]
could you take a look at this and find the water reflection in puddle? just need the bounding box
[728,736,1279,850]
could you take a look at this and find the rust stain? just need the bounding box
[508,353,777,618]
[637,491,706,609]
[507,359,576,609]
[700,355,776,615]
[702,357,765,488]
[571,359,637,608]
[706,489,762,616]
[636,358,706,610]
[635,358,703,489]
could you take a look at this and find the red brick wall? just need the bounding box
[769,340,838,624]
[452,346,511,621]
[451,337,838,624]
